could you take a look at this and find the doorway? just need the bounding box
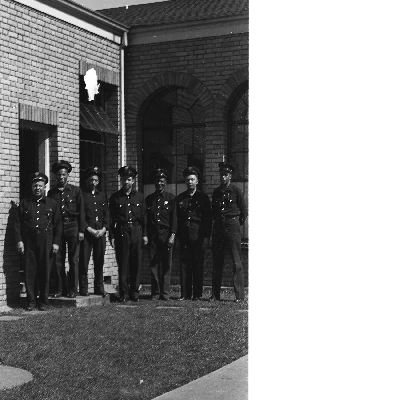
[19,121,51,199]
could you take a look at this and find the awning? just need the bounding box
[80,103,119,135]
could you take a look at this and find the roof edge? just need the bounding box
[128,14,249,46]
[25,0,129,34]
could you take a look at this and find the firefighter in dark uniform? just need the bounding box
[15,172,62,311]
[176,166,212,300]
[145,168,177,300]
[79,167,109,296]
[211,162,247,302]
[48,160,85,298]
[109,166,147,302]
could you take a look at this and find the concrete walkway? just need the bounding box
[0,366,32,390]
[151,355,248,400]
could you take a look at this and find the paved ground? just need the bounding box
[151,355,248,400]
[0,366,32,390]
[0,354,248,397]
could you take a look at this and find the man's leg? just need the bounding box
[37,232,52,307]
[115,227,130,299]
[53,234,66,296]
[24,238,37,309]
[160,232,173,299]
[179,239,192,299]
[65,223,79,296]
[226,219,244,300]
[129,225,142,300]
[211,235,225,301]
[192,239,205,299]
[93,235,106,295]
[78,233,92,295]
[149,234,161,298]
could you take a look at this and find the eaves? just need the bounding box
[127,14,249,46]
[12,0,129,44]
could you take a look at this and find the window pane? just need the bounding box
[229,152,248,181]
[143,129,172,153]
[80,130,106,193]
[175,127,193,155]
[193,127,206,154]
[142,87,206,184]
[228,83,249,183]
[175,154,188,183]
[230,87,249,124]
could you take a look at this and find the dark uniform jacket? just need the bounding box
[47,184,85,232]
[212,184,248,225]
[145,191,177,234]
[109,189,147,240]
[176,190,212,238]
[82,189,109,231]
[15,196,62,245]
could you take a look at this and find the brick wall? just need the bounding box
[0,0,121,306]
[124,33,249,288]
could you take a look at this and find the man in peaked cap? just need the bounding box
[210,161,248,303]
[15,172,61,311]
[47,160,85,298]
[78,167,109,297]
[109,166,147,302]
[176,166,212,301]
[145,168,177,300]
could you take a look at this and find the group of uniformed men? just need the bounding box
[15,160,247,311]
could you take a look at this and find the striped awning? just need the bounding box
[80,103,119,135]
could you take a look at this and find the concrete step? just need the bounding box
[103,283,117,294]
[48,294,110,308]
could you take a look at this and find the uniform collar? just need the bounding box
[186,189,197,197]
[31,196,46,203]
[155,190,166,198]
[120,188,136,197]
[218,184,232,193]
[86,188,100,195]
[57,183,72,192]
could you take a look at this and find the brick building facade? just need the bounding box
[102,0,249,288]
[0,0,248,306]
[0,0,128,306]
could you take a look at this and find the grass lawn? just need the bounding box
[0,288,248,399]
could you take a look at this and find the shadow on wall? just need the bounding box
[2,201,22,306]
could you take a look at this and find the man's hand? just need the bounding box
[97,227,106,238]
[52,244,59,254]
[142,235,148,246]
[110,238,115,249]
[78,232,84,241]
[167,234,175,249]
[16,241,24,254]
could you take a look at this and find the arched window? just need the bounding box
[228,82,249,242]
[142,87,206,196]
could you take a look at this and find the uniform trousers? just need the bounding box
[148,228,173,299]
[52,221,79,295]
[24,230,53,307]
[114,224,142,300]
[79,232,106,294]
[179,225,205,299]
[212,218,244,300]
